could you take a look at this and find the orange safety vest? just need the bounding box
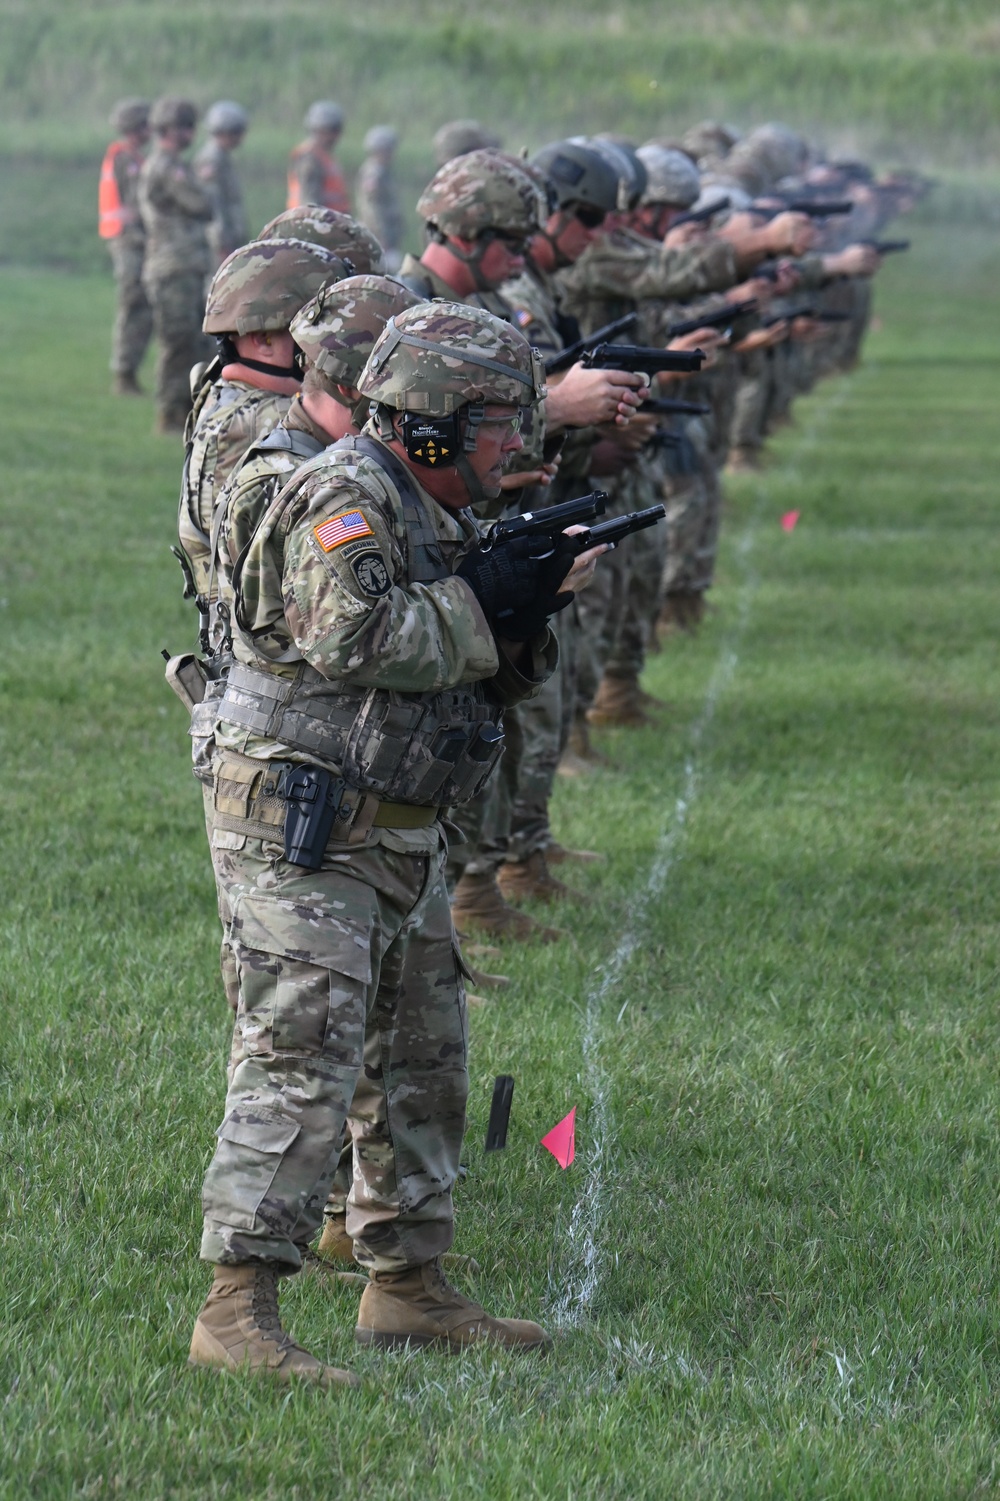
[286,144,350,215]
[98,141,130,239]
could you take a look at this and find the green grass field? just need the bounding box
[1,213,1000,1495]
[2,0,1000,274]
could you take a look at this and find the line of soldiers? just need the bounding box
[99,96,404,422]
[157,117,919,1384]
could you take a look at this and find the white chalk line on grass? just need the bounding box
[547,378,855,1330]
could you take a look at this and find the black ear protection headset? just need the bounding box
[399,403,485,468]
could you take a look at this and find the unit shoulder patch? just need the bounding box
[349,550,391,598]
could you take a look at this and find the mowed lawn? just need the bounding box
[1,223,1000,1498]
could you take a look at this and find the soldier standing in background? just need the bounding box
[195,101,250,266]
[138,96,214,433]
[99,98,153,396]
[356,126,405,272]
[287,102,350,214]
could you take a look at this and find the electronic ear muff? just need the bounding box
[401,411,462,467]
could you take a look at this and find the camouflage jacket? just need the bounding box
[555,228,738,334]
[356,157,405,254]
[179,371,298,600]
[214,427,555,851]
[195,139,249,263]
[138,145,214,279]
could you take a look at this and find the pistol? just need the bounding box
[485,491,608,552]
[581,343,705,375]
[573,504,666,551]
[544,312,638,375]
[667,299,758,337]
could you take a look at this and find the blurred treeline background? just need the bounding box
[2,0,999,273]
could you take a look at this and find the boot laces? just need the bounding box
[249,1269,285,1339]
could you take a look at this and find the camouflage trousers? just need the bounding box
[577,454,663,695]
[448,613,575,873]
[107,238,153,378]
[144,270,211,426]
[660,419,721,598]
[200,834,468,1273]
[729,347,771,457]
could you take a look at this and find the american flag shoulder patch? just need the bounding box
[313,510,375,552]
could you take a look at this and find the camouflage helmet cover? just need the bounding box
[417,149,543,240]
[206,99,248,134]
[202,238,353,335]
[290,275,422,387]
[111,98,150,134]
[359,301,546,416]
[636,144,701,208]
[257,206,385,274]
[681,120,739,164]
[529,140,620,216]
[149,95,198,132]
[433,119,502,167]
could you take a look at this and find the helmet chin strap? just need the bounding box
[535,211,577,269]
[454,452,491,511]
[436,232,499,292]
[217,335,302,381]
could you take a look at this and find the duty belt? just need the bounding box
[212,747,439,852]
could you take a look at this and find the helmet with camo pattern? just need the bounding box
[417,150,544,241]
[290,275,422,388]
[257,206,384,274]
[359,301,545,416]
[202,239,353,335]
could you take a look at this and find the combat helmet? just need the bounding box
[149,96,198,133]
[205,100,248,135]
[305,101,345,133]
[111,98,150,134]
[433,119,502,167]
[360,301,545,502]
[202,239,353,336]
[257,207,385,274]
[636,144,701,209]
[363,125,398,155]
[289,275,422,394]
[417,149,544,242]
[529,140,619,218]
[581,137,648,212]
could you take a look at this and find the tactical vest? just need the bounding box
[217,435,504,808]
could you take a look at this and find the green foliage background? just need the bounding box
[1,0,1000,272]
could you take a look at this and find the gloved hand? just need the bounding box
[456,533,577,640]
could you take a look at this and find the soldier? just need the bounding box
[355,125,405,272]
[99,98,153,395]
[190,302,602,1380]
[432,119,502,169]
[257,204,385,273]
[287,101,350,215]
[138,96,214,433]
[195,100,250,266]
[177,237,352,619]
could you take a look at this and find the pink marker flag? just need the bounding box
[781,510,801,532]
[540,1108,576,1169]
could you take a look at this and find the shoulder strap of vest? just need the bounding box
[333,435,448,577]
[256,424,326,460]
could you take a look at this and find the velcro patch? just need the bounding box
[314,510,375,552]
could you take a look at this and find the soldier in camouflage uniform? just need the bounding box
[138,97,215,432]
[99,98,153,394]
[195,101,250,266]
[355,126,405,272]
[287,101,350,215]
[177,237,352,619]
[208,274,423,1274]
[190,303,605,1380]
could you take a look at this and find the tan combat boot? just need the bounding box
[316,1215,482,1277]
[558,714,611,776]
[355,1259,552,1352]
[725,443,760,474]
[546,840,605,866]
[586,671,650,728]
[189,1263,360,1387]
[498,850,587,906]
[451,870,562,943]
